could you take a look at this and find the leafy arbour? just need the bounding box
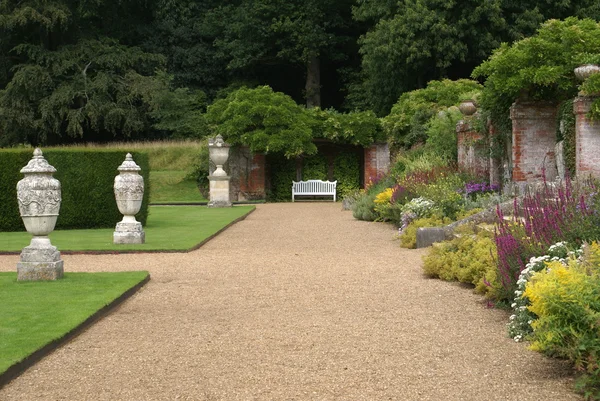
[206,86,383,158]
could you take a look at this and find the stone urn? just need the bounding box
[575,64,600,81]
[209,134,230,177]
[208,135,232,207]
[16,148,64,281]
[458,99,478,116]
[113,153,145,244]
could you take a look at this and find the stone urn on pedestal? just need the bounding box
[113,153,145,244]
[458,99,478,116]
[16,148,64,281]
[208,135,232,207]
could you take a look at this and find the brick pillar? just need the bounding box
[363,143,390,187]
[456,120,488,178]
[574,96,600,178]
[510,100,558,182]
[487,121,502,186]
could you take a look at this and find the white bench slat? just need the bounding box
[292,180,337,202]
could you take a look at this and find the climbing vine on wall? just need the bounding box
[267,154,296,202]
[334,151,360,199]
[302,153,328,181]
[557,100,576,177]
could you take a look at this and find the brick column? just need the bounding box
[487,121,502,186]
[363,143,390,187]
[456,120,488,178]
[510,100,558,182]
[574,96,600,178]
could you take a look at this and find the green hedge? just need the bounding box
[0,149,150,232]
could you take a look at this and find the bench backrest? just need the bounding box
[292,180,337,194]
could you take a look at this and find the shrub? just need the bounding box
[333,150,361,199]
[382,79,482,150]
[525,248,600,399]
[0,148,150,231]
[507,242,581,342]
[422,227,499,298]
[399,215,450,249]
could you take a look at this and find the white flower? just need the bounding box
[509,314,516,321]
[511,303,517,308]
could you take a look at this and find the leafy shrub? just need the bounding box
[0,148,150,231]
[266,154,297,202]
[302,153,328,181]
[206,86,316,158]
[399,215,450,249]
[382,79,482,149]
[352,191,379,221]
[422,227,499,297]
[424,107,463,161]
[525,250,600,399]
[507,242,581,342]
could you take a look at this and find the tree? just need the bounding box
[353,0,505,116]
[207,0,358,108]
[206,86,316,157]
[0,0,175,145]
[352,0,600,116]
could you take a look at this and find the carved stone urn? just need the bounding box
[113,153,145,244]
[208,135,232,207]
[459,99,478,116]
[16,148,64,281]
[575,64,600,95]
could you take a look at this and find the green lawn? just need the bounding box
[0,271,149,375]
[150,170,206,204]
[0,206,254,252]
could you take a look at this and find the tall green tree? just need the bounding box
[353,0,600,116]
[207,0,358,108]
[0,0,169,146]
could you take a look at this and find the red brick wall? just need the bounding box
[238,153,266,198]
[456,120,488,178]
[510,100,558,182]
[363,143,390,187]
[574,96,600,178]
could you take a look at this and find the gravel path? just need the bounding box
[0,203,580,400]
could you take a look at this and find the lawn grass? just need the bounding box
[150,170,206,203]
[0,206,254,252]
[0,271,149,375]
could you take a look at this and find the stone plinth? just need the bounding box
[17,237,63,280]
[456,120,488,178]
[113,221,145,244]
[510,100,558,182]
[574,96,600,178]
[208,176,232,207]
[363,143,390,187]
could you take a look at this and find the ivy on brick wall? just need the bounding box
[557,100,576,177]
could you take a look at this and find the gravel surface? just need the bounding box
[0,203,580,400]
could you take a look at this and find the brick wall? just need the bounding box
[224,147,266,201]
[363,143,390,187]
[510,100,558,182]
[456,120,488,178]
[574,96,600,178]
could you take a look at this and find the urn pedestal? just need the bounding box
[16,149,64,281]
[208,135,232,208]
[113,153,145,244]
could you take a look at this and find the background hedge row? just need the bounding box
[0,149,150,232]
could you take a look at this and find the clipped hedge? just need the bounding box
[0,148,150,232]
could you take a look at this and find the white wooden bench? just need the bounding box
[292,180,337,202]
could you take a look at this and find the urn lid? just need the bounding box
[208,134,229,148]
[117,153,141,172]
[20,148,57,174]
